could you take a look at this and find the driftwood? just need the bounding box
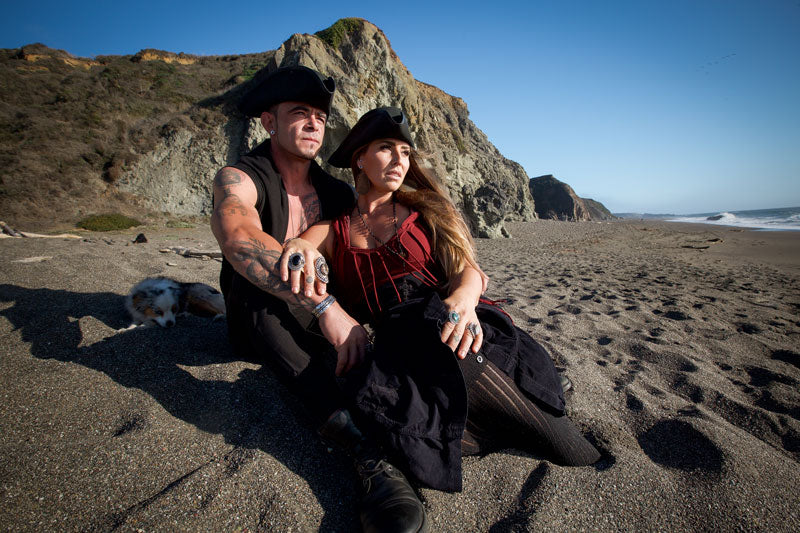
[159,246,223,259]
[0,221,82,239]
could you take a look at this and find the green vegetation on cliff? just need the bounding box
[315,18,363,49]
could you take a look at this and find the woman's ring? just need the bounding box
[314,256,330,283]
[447,311,460,325]
[467,322,481,337]
[288,252,305,271]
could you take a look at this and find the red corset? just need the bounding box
[331,211,441,319]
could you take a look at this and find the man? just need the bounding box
[210,65,427,533]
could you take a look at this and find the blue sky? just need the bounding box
[3,0,799,214]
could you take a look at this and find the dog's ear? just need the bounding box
[175,283,190,311]
[131,291,149,312]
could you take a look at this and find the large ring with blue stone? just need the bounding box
[447,310,460,325]
[288,252,305,271]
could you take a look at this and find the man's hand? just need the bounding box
[318,302,369,376]
[280,237,328,297]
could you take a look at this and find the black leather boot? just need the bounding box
[318,409,428,533]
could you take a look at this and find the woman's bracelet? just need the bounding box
[312,295,336,318]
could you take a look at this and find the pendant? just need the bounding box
[391,241,407,259]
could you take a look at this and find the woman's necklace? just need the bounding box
[356,199,407,258]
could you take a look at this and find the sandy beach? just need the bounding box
[1,219,798,532]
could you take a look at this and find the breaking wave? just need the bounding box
[667,207,800,231]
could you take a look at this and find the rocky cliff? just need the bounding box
[529,174,607,221]
[1,19,537,236]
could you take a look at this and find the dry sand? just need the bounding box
[1,219,798,532]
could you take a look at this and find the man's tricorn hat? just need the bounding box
[238,65,336,117]
[328,107,415,168]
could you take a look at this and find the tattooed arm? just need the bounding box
[210,166,318,310]
[210,166,368,374]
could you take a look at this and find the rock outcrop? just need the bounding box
[529,175,614,221]
[14,43,99,70]
[120,19,536,237]
[529,175,590,221]
[584,198,616,221]
[131,49,198,65]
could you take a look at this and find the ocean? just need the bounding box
[666,206,800,231]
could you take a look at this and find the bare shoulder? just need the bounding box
[212,166,259,219]
[214,167,257,202]
[214,166,250,187]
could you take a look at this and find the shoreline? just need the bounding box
[618,207,800,233]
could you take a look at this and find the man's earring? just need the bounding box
[357,160,363,169]
[269,130,276,135]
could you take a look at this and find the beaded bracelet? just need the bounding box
[312,295,336,318]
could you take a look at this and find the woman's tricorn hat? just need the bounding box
[328,107,415,168]
[238,65,336,117]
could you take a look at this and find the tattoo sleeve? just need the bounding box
[231,237,316,313]
[213,168,250,217]
[216,194,248,217]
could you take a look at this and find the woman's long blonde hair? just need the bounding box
[351,150,483,287]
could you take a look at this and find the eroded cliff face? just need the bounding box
[119,19,537,237]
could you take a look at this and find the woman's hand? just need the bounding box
[279,237,329,297]
[318,302,370,376]
[441,291,483,359]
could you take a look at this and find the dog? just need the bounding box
[125,277,225,328]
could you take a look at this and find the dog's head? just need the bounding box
[130,283,180,327]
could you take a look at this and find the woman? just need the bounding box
[281,107,600,492]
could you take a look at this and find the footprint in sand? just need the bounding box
[662,310,692,321]
[772,349,800,370]
[638,419,723,472]
[671,374,704,403]
[112,412,148,437]
[626,393,644,411]
[737,323,761,334]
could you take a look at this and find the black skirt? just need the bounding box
[344,289,565,492]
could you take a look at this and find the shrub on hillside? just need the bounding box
[77,213,142,231]
[315,18,362,49]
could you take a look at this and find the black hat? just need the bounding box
[238,65,335,117]
[328,107,415,168]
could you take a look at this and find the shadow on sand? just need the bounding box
[0,283,358,531]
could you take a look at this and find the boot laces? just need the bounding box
[357,459,396,491]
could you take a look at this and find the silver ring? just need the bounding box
[447,311,460,325]
[467,322,481,337]
[305,273,315,283]
[314,256,330,283]
[288,252,305,271]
